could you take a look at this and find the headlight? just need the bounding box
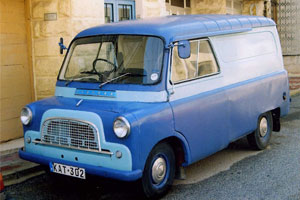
[113,117,130,138]
[20,107,32,125]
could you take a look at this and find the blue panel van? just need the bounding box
[19,15,290,198]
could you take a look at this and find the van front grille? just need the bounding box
[41,118,100,151]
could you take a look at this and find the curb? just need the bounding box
[0,149,45,187]
[3,165,45,187]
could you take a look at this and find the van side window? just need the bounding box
[171,39,219,83]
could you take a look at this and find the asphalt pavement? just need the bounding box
[4,94,300,200]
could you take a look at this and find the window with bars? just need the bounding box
[105,3,114,23]
[118,4,132,21]
[104,0,135,23]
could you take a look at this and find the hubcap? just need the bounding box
[152,157,167,184]
[259,117,268,137]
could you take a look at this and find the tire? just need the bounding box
[142,143,175,199]
[247,111,273,150]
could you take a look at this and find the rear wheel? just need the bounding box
[142,143,175,199]
[247,112,273,150]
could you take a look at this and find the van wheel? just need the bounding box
[247,112,273,150]
[142,143,175,199]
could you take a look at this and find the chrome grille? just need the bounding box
[41,118,100,151]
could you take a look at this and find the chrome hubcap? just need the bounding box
[259,117,268,137]
[152,157,167,184]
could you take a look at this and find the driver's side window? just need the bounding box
[171,39,219,83]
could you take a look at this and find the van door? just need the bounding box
[168,39,230,163]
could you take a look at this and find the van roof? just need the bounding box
[75,15,275,45]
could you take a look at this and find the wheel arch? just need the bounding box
[155,135,191,168]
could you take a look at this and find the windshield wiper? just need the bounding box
[99,72,131,88]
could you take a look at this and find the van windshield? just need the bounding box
[59,35,164,85]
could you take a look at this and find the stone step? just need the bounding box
[0,150,45,187]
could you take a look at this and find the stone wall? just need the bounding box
[242,0,265,16]
[191,0,266,16]
[136,0,167,19]
[192,0,226,14]
[30,0,104,100]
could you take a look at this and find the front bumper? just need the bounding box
[19,148,142,181]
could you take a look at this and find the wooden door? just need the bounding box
[0,0,33,142]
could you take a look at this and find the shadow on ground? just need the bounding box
[5,137,256,200]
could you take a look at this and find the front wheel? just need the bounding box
[247,112,273,150]
[142,143,175,199]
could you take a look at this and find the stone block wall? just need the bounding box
[136,0,167,19]
[242,0,265,16]
[192,0,226,14]
[30,0,104,100]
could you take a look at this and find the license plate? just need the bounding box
[50,162,86,179]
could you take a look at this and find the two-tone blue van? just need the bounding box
[19,15,290,198]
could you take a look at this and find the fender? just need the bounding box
[173,131,192,166]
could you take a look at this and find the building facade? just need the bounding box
[277,0,300,92]
[0,0,292,142]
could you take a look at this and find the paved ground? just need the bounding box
[4,94,300,200]
[0,137,45,187]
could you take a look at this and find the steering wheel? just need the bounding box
[92,58,117,74]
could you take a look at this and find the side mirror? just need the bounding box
[58,37,68,54]
[178,40,190,59]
